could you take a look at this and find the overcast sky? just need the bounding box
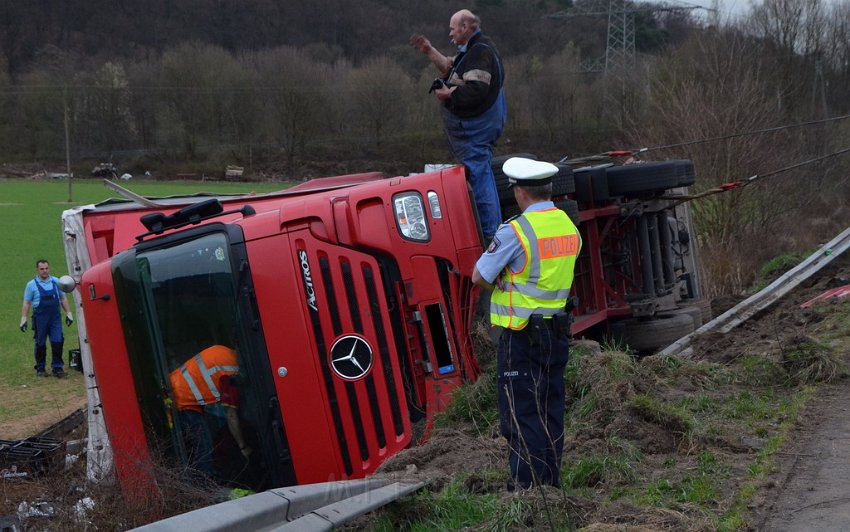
[636,0,753,24]
[717,0,753,19]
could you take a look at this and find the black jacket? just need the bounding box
[444,32,504,119]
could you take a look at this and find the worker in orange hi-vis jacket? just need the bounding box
[169,345,251,477]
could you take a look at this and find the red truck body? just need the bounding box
[74,166,482,490]
[66,156,701,492]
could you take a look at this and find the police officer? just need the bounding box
[20,259,74,378]
[472,157,581,489]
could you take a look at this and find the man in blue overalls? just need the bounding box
[411,9,507,240]
[20,260,74,378]
[473,157,581,490]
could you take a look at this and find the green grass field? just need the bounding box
[0,178,287,438]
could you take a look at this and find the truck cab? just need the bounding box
[68,166,482,492]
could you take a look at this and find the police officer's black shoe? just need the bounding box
[53,369,68,378]
[36,370,48,378]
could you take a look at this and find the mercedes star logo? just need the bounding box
[329,335,373,380]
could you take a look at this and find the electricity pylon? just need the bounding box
[550,0,709,125]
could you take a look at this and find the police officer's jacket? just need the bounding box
[490,208,580,330]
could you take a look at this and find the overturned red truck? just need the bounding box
[62,155,702,493]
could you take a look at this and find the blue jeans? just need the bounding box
[442,91,507,237]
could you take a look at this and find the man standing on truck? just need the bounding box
[472,157,581,490]
[20,259,74,378]
[410,9,506,240]
[169,345,252,478]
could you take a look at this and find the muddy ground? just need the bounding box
[2,256,850,530]
[371,254,850,530]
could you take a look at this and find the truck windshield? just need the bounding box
[140,233,236,367]
[113,230,287,489]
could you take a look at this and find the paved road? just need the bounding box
[759,381,850,531]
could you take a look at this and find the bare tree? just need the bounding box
[641,29,808,294]
[0,62,11,160]
[160,42,237,161]
[77,61,136,157]
[127,58,163,153]
[252,46,333,176]
[14,45,79,161]
[527,46,583,149]
[344,56,413,150]
[747,0,828,116]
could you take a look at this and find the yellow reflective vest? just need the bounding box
[490,208,580,330]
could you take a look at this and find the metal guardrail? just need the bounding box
[132,478,425,532]
[660,224,850,357]
[272,481,425,531]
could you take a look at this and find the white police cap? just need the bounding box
[502,157,559,187]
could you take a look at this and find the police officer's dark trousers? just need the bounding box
[33,282,64,373]
[497,320,569,489]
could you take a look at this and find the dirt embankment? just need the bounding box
[3,257,850,530]
[368,255,850,529]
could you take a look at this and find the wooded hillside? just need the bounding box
[1,0,849,294]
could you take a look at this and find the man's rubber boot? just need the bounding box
[34,345,47,374]
[51,342,67,378]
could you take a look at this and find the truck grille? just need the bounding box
[299,245,408,476]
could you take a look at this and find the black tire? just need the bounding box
[683,297,713,323]
[606,161,685,196]
[502,199,580,226]
[492,154,575,203]
[492,152,538,169]
[622,313,694,353]
[555,199,580,226]
[574,166,610,204]
[674,160,696,187]
[552,164,576,197]
[492,153,538,204]
[659,305,703,329]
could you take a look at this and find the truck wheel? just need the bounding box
[492,153,538,203]
[686,297,713,323]
[674,160,696,187]
[552,163,576,197]
[555,199,580,226]
[622,313,694,353]
[574,166,610,204]
[659,305,703,328]
[606,161,687,196]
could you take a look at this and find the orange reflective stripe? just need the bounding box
[538,234,579,259]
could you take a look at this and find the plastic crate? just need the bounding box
[0,438,65,476]
[22,438,65,472]
[0,447,46,476]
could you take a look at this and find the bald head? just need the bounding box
[449,9,481,46]
[453,9,480,27]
